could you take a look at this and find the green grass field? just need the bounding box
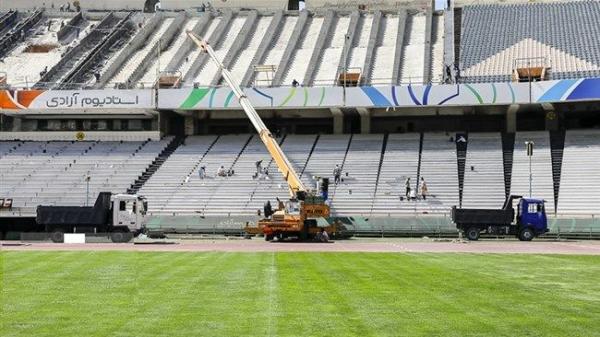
[1,251,599,337]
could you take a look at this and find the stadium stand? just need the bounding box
[460,1,600,82]
[0,5,454,88]
[332,134,382,215]
[371,133,420,216]
[118,130,600,218]
[461,133,505,209]
[0,137,173,215]
[557,130,600,215]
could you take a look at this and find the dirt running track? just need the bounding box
[2,239,600,255]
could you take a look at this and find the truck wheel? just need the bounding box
[110,232,125,243]
[519,228,534,241]
[466,227,480,241]
[50,229,64,243]
[265,234,274,241]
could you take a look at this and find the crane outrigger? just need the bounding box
[186,31,336,240]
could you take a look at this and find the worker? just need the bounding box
[405,177,411,199]
[276,197,284,211]
[264,200,273,219]
[255,160,263,177]
[333,164,342,185]
[217,165,226,177]
[419,177,428,200]
[409,188,416,201]
[199,166,206,179]
[318,228,329,242]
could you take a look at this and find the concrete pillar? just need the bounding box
[11,117,22,131]
[506,104,519,133]
[184,114,195,136]
[357,108,371,134]
[330,108,343,134]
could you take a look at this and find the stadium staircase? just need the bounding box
[367,133,389,215]
[212,10,258,86]
[0,9,43,59]
[415,133,424,192]
[128,136,183,195]
[455,133,467,208]
[239,10,283,87]
[330,133,353,200]
[0,10,17,36]
[549,130,565,214]
[183,11,233,85]
[36,13,122,89]
[453,7,461,78]
[243,134,286,208]
[360,11,381,85]
[298,10,336,86]
[129,13,185,86]
[501,133,515,200]
[59,12,136,89]
[299,134,319,179]
[271,10,308,86]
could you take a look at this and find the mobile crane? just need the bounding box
[186,31,335,241]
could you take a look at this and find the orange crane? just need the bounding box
[186,31,336,240]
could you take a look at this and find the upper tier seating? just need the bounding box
[460,1,600,83]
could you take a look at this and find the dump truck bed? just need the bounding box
[36,192,112,226]
[451,207,515,226]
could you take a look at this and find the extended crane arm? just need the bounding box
[186,31,307,198]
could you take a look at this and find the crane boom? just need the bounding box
[186,31,307,198]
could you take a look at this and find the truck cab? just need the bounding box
[111,194,148,233]
[516,198,548,240]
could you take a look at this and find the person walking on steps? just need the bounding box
[199,166,206,179]
[405,177,411,199]
[419,177,428,200]
[333,164,342,185]
[254,160,263,178]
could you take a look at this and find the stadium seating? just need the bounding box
[3,130,600,219]
[0,138,172,215]
[136,130,600,218]
[1,7,449,88]
[460,1,600,82]
[558,130,600,215]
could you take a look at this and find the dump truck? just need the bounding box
[186,31,335,241]
[0,192,147,242]
[451,195,548,241]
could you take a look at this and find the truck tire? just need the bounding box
[50,229,64,243]
[466,227,480,241]
[110,232,125,243]
[265,234,274,241]
[519,228,534,241]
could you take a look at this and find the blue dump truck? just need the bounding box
[451,195,549,241]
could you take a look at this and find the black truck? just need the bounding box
[451,195,549,241]
[0,192,147,242]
